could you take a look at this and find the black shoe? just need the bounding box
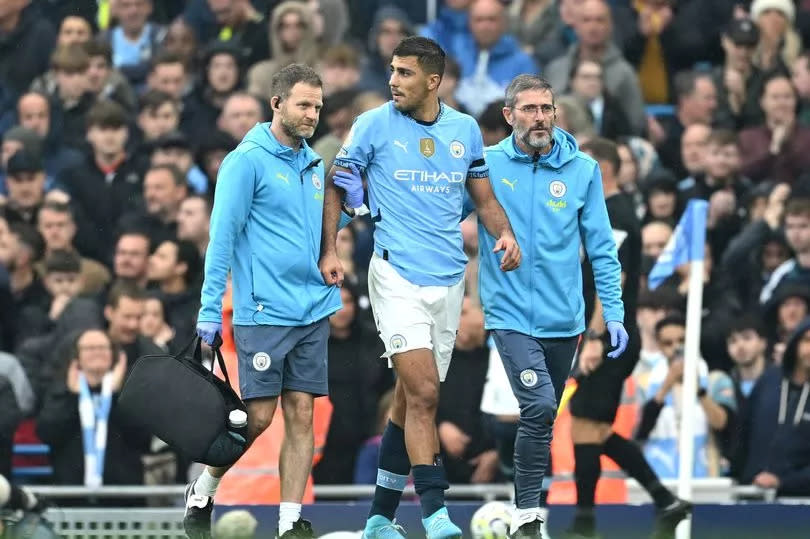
[510,519,543,539]
[279,518,316,539]
[183,479,214,539]
[656,498,692,523]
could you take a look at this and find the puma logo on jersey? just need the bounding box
[501,178,518,191]
[393,140,408,153]
[276,172,290,184]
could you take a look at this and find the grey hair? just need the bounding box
[504,74,554,108]
[270,63,322,103]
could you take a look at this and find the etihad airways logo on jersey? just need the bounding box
[393,169,465,194]
[393,170,465,183]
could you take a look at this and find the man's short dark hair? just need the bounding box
[707,128,738,148]
[478,100,510,132]
[674,70,713,102]
[44,249,81,274]
[444,56,461,80]
[392,36,445,78]
[270,63,322,103]
[106,279,147,308]
[785,197,810,219]
[185,194,213,218]
[147,164,186,187]
[760,73,796,99]
[726,315,765,340]
[9,222,45,261]
[51,44,90,73]
[581,137,621,175]
[150,51,185,72]
[82,40,113,64]
[173,239,203,285]
[504,74,554,108]
[637,287,682,311]
[39,201,75,222]
[655,313,686,337]
[139,90,178,114]
[86,99,128,129]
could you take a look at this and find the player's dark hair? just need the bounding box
[44,249,81,274]
[654,313,686,338]
[271,63,322,104]
[505,74,554,108]
[581,137,621,175]
[392,36,445,78]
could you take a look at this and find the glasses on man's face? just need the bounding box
[514,104,556,117]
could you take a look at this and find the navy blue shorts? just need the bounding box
[233,319,329,400]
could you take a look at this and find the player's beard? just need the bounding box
[515,122,553,152]
[280,112,316,140]
[392,84,429,114]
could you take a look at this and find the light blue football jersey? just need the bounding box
[334,101,488,286]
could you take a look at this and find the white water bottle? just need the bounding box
[228,409,247,429]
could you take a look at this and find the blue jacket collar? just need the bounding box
[243,122,318,164]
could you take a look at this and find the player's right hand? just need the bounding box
[334,164,364,209]
[319,252,344,287]
[197,321,222,347]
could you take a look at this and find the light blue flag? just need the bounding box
[648,199,709,290]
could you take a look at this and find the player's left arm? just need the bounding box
[464,126,520,271]
[466,176,521,271]
[579,164,624,325]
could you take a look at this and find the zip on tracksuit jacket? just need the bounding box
[477,128,624,337]
[199,123,348,327]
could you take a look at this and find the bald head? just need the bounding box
[577,0,612,48]
[17,93,50,138]
[642,222,673,259]
[470,0,506,49]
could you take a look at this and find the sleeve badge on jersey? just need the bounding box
[312,172,322,190]
[390,334,407,351]
[520,369,538,387]
[449,140,465,158]
[420,138,435,157]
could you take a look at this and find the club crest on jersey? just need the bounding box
[520,369,538,387]
[311,172,322,190]
[420,138,435,157]
[390,334,407,351]
[253,352,271,372]
[449,140,465,158]
[549,180,566,198]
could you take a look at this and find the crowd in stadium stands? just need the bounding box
[1,0,810,504]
